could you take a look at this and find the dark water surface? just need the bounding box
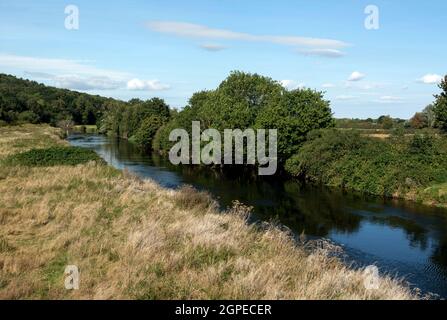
[69,134,447,298]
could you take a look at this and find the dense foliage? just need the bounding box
[153,71,334,161]
[286,129,447,199]
[100,97,171,149]
[4,146,104,167]
[0,73,121,126]
[434,76,447,131]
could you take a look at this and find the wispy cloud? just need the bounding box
[24,71,123,90]
[0,53,129,79]
[147,21,349,49]
[298,48,345,58]
[335,95,356,101]
[127,78,170,91]
[322,83,336,88]
[376,95,404,104]
[1,53,171,92]
[199,43,227,51]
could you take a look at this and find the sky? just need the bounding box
[0,0,446,119]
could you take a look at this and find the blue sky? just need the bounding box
[0,0,446,118]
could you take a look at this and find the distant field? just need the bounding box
[73,125,98,134]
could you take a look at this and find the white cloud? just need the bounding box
[0,53,129,79]
[127,78,170,91]
[419,74,443,84]
[280,80,305,90]
[298,49,345,58]
[335,95,356,101]
[147,21,349,49]
[199,43,227,51]
[377,96,404,103]
[348,71,366,82]
[54,75,123,90]
[24,72,123,90]
[1,54,171,92]
[344,81,382,90]
[322,83,335,88]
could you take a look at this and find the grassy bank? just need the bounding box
[286,129,447,208]
[0,124,416,299]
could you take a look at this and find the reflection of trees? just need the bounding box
[368,215,428,250]
[431,239,447,275]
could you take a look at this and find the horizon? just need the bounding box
[0,0,446,118]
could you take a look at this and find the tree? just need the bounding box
[57,118,75,136]
[132,115,165,150]
[255,88,334,158]
[434,75,447,131]
[0,73,121,126]
[18,111,40,124]
[422,104,436,128]
[409,112,428,129]
[210,71,283,129]
[378,115,394,130]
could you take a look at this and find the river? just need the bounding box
[68,133,447,298]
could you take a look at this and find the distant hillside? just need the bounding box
[0,73,124,126]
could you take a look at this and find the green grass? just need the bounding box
[73,125,98,134]
[3,146,105,167]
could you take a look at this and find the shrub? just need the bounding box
[4,146,104,167]
[286,129,447,198]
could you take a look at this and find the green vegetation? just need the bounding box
[0,125,415,299]
[335,116,406,130]
[4,146,104,167]
[286,129,447,206]
[4,71,447,208]
[100,97,171,149]
[0,73,125,126]
[151,71,333,161]
[433,76,447,131]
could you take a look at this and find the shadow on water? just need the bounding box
[69,134,447,298]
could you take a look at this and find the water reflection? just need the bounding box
[69,134,447,298]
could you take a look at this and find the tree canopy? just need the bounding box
[434,75,447,131]
[0,73,121,126]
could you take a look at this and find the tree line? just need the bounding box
[3,71,447,175]
[0,73,118,126]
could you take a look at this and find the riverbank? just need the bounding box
[0,124,416,299]
[286,129,447,209]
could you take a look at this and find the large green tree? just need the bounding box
[434,75,447,131]
[255,88,334,159]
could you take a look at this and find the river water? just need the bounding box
[68,134,447,298]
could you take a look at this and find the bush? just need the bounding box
[4,146,104,167]
[18,111,40,124]
[286,129,447,198]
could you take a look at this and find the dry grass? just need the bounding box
[0,125,417,300]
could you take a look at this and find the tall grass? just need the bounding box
[0,125,417,299]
